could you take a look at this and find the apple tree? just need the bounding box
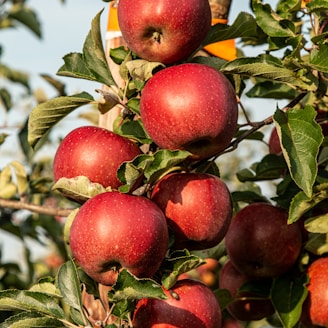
[1,0,328,327]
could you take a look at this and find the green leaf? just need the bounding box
[271,273,309,328]
[0,166,17,199]
[288,183,328,223]
[204,11,258,45]
[9,161,28,197]
[0,290,65,318]
[57,52,97,81]
[144,149,191,183]
[82,10,116,87]
[52,176,107,203]
[305,232,328,255]
[0,311,66,328]
[8,4,42,38]
[306,0,328,13]
[117,149,191,192]
[274,106,323,198]
[252,0,296,37]
[126,59,164,82]
[29,277,61,298]
[310,43,328,73]
[0,63,30,91]
[231,190,269,204]
[0,88,12,111]
[56,259,83,312]
[114,117,152,144]
[161,250,205,290]
[28,92,94,149]
[246,80,299,99]
[236,154,286,182]
[108,269,167,303]
[221,56,315,91]
[305,213,328,233]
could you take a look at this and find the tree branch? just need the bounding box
[0,198,74,217]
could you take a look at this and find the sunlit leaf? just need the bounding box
[0,311,65,328]
[52,176,107,203]
[161,250,205,290]
[305,233,328,255]
[221,56,315,91]
[305,213,328,233]
[0,290,65,318]
[310,43,328,73]
[82,10,116,87]
[10,161,28,197]
[288,183,328,223]
[252,0,296,37]
[28,92,94,149]
[56,260,83,312]
[274,105,323,198]
[108,269,167,303]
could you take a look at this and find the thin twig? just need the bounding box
[0,198,74,217]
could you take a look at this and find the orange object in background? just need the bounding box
[204,17,237,61]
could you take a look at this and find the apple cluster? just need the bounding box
[50,0,328,325]
[50,0,314,327]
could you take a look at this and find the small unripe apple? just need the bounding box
[117,0,211,64]
[301,257,328,327]
[225,203,302,279]
[151,172,232,250]
[53,126,141,191]
[69,191,169,285]
[140,63,238,160]
[132,279,222,328]
[219,260,275,321]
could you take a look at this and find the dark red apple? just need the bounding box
[69,191,169,285]
[132,279,222,328]
[268,127,282,155]
[53,126,141,191]
[151,172,232,250]
[140,63,238,160]
[219,260,275,321]
[117,0,211,64]
[225,203,302,279]
[301,257,328,327]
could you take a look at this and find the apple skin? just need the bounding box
[225,203,302,279]
[117,0,211,64]
[151,172,232,250]
[53,126,141,191]
[301,257,328,327]
[268,127,282,155]
[69,191,169,286]
[140,63,238,160]
[132,279,222,328]
[219,260,275,321]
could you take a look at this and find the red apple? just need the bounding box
[69,191,169,286]
[219,260,275,321]
[53,126,141,191]
[301,257,328,327]
[117,0,211,64]
[225,203,302,279]
[132,279,222,328]
[151,172,232,250]
[140,63,238,160]
[268,127,282,155]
